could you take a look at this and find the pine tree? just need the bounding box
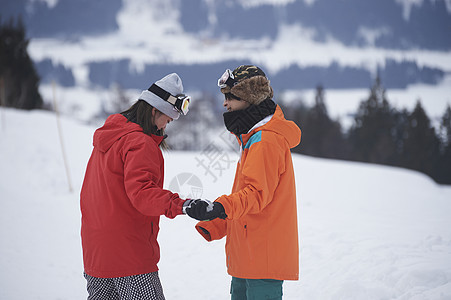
[301,85,346,158]
[440,105,451,149]
[0,17,42,110]
[391,108,410,162]
[348,76,398,164]
[437,105,451,183]
[400,101,441,179]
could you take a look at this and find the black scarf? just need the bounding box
[223,98,276,136]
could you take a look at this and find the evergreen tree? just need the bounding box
[0,17,42,109]
[301,85,347,158]
[348,76,398,165]
[437,105,451,183]
[391,108,410,161]
[400,101,441,180]
[439,105,451,149]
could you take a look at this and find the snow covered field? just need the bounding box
[1,107,451,299]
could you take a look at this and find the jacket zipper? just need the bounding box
[244,224,253,260]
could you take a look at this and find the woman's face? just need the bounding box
[152,108,173,131]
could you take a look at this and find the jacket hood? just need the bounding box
[93,114,163,153]
[243,105,301,149]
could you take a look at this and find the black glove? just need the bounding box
[185,199,227,221]
[182,199,199,214]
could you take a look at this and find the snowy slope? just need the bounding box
[1,107,451,299]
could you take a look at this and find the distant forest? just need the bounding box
[159,78,451,185]
[280,79,451,185]
[1,17,450,185]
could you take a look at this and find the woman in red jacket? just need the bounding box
[80,73,191,299]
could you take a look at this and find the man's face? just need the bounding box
[223,97,250,112]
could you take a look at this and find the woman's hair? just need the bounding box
[121,100,169,150]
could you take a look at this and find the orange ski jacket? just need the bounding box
[196,105,301,280]
[81,114,184,278]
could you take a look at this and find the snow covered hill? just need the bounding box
[3,0,451,129]
[25,0,451,90]
[1,107,451,299]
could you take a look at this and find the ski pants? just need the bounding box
[230,277,283,300]
[83,272,165,300]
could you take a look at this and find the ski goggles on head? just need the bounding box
[167,93,190,115]
[148,84,190,115]
[218,69,238,88]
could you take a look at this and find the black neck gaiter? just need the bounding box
[223,98,277,136]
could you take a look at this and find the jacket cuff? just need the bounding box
[216,197,231,219]
[195,224,212,241]
[173,195,186,216]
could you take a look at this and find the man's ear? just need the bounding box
[151,107,157,117]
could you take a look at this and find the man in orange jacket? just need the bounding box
[185,65,301,299]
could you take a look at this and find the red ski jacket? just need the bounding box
[80,114,184,278]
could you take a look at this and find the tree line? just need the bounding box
[0,17,42,110]
[280,78,451,185]
[2,17,450,184]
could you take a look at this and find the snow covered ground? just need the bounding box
[1,107,451,299]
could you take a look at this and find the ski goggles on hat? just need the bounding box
[148,84,190,115]
[218,69,238,88]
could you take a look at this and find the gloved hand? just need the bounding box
[185,199,227,221]
[183,199,212,214]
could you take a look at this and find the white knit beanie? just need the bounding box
[138,73,184,119]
